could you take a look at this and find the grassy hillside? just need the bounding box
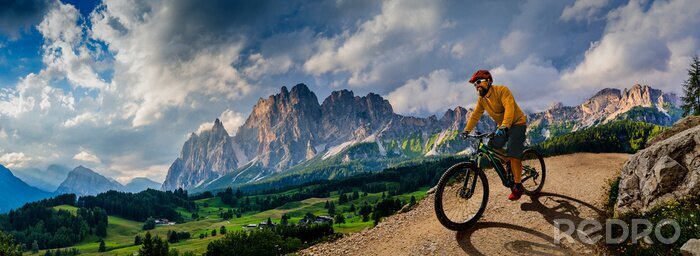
[25,155,448,255]
[26,183,432,255]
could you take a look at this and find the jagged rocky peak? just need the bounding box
[213,117,224,129]
[320,89,395,143]
[73,165,97,175]
[212,118,230,138]
[161,117,240,191]
[364,92,394,117]
[234,83,322,171]
[547,102,564,110]
[321,89,394,122]
[289,83,317,103]
[439,106,470,130]
[581,88,622,115]
[530,84,681,138]
[440,106,468,121]
[592,88,622,98]
[620,84,664,108]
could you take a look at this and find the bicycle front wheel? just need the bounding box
[434,162,489,231]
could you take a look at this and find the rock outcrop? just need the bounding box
[681,239,700,256]
[234,84,322,171]
[615,121,700,214]
[161,118,240,191]
[320,89,395,145]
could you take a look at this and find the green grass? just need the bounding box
[53,204,79,214]
[30,185,430,255]
[605,176,621,216]
[603,176,700,256]
[604,195,700,255]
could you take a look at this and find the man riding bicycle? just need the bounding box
[462,70,528,201]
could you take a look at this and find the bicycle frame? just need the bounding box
[457,137,509,201]
[464,134,539,189]
[473,140,513,188]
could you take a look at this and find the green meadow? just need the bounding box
[27,187,429,255]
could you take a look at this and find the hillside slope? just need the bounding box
[0,165,51,213]
[302,153,630,256]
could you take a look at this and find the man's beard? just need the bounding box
[478,85,489,97]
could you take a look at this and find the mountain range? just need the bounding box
[11,164,72,192]
[55,166,161,196]
[0,164,50,212]
[527,84,681,143]
[161,83,681,192]
[124,177,162,193]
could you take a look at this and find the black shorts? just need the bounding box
[487,124,527,159]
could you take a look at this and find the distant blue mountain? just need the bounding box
[125,177,162,193]
[0,164,52,213]
[12,164,71,192]
[55,166,125,196]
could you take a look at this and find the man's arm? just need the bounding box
[464,99,484,133]
[500,86,516,128]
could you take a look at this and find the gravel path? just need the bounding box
[301,153,631,256]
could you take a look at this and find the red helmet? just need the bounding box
[469,70,492,83]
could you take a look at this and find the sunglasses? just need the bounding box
[473,79,489,86]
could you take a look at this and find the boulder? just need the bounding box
[615,123,700,214]
[681,239,700,256]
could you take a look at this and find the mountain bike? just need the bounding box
[434,131,546,231]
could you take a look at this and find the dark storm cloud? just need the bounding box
[0,0,51,39]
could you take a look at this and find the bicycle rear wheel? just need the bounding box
[434,162,489,231]
[521,148,546,195]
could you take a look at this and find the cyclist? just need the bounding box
[462,70,528,201]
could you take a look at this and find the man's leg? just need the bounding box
[506,124,527,200]
[510,157,522,183]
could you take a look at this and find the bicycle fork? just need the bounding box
[459,168,479,199]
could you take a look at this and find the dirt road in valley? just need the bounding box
[301,153,631,256]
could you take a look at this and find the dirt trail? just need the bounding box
[301,153,630,256]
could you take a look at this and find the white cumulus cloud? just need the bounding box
[195,109,246,136]
[386,69,474,115]
[73,150,101,164]
[0,152,31,169]
[90,0,254,127]
[304,0,443,87]
[561,0,610,22]
[560,0,700,93]
[63,112,98,128]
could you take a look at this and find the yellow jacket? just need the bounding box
[464,85,527,132]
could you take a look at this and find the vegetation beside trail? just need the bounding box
[533,120,666,156]
[603,177,700,255]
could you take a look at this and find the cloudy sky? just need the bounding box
[0,0,698,184]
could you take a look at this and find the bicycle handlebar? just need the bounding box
[460,131,495,140]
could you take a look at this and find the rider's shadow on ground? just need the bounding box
[454,221,573,256]
[520,192,606,242]
[454,192,605,255]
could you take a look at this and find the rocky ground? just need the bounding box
[301,153,631,256]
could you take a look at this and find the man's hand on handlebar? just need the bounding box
[495,126,508,137]
[460,130,496,140]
